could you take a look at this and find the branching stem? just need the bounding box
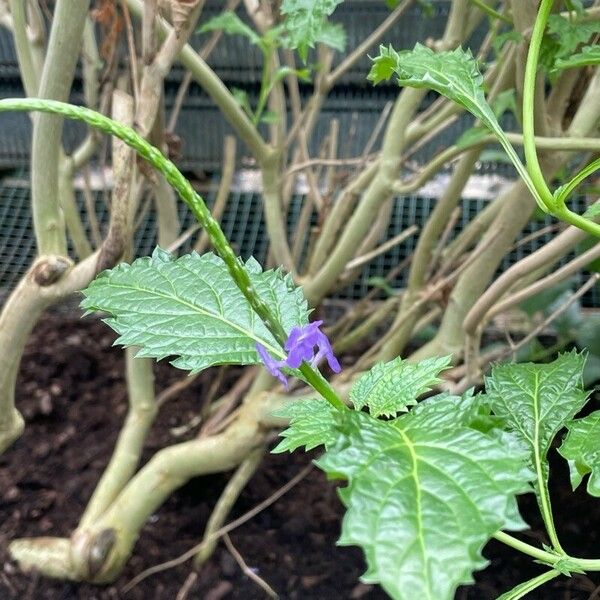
[0,98,345,412]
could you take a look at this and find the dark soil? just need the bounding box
[1,313,599,600]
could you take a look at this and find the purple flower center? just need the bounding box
[256,320,341,388]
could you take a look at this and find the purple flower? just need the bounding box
[255,343,287,387]
[256,320,341,387]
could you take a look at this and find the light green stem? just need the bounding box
[79,349,156,526]
[522,0,555,210]
[31,0,90,256]
[498,569,560,600]
[494,530,600,572]
[555,157,600,205]
[523,0,600,237]
[468,0,512,24]
[0,98,345,412]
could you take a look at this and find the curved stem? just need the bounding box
[499,570,561,600]
[468,0,512,24]
[0,98,345,412]
[555,157,600,206]
[494,531,600,572]
[31,0,91,255]
[492,531,559,564]
[522,0,555,210]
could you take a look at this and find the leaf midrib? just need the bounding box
[95,280,285,357]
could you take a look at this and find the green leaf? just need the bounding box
[260,110,279,124]
[559,410,600,497]
[314,20,346,51]
[554,45,600,70]
[455,125,490,149]
[485,351,590,489]
[367,276,395,297]
[271,399,340,453]
[408,389,505,434]
[280,0,345,60]
[81,249,309,372]
[231,87,253,117]
[316,411,531,600]
[496,570,561,600]
[492,88,517,119]
[349,355,451,417]
[576,314,600,356]
[368,44,545,204]
[199,11,261,47]
[492,30,522,56]
[583,200,600,219]
[540,16,600,72]
[369,44,500,136]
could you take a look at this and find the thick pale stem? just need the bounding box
[261,153,294,273]
[464,225,591,336]
[100,90,136,271]
[11,395,270,582]
[307,160,379,277]
[8,0,39,96]
[127,0,270,163]
[379,149,481,360]
[154,174,181,248]
[136,1,204,138]
[304,88,425,305]
[409,178,542,360]
[58,158,93,260]
[31,0,90,255]
[412,64,600,360]
[0,252,100,454]
[79,348,156,527]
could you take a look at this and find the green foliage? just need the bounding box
[492,30,522,56]
[316,410,530,600]
[559,411,600,497]
[199,11,262,47]
[271,399,340,453]
[492,88,517,119]
[280,0,346,60]
[385,0,433,15]
[200,7,345,67]
[540,15,600,72]
[407,389,505,433]
[81,248,309,372]
[555,45,600,70]
[369,44,501,137]
[349,355,451,417]
[496,570,560,600]
[455,125,489,149]
[272,347,600,599]
[485,352,589,491]
[583,201,600,219]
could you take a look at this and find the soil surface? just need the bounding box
[1,313,599,600]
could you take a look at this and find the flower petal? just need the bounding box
[255,343,288,387]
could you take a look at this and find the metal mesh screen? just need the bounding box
[0,174,597,308]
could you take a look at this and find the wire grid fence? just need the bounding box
[0,173,597,309]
